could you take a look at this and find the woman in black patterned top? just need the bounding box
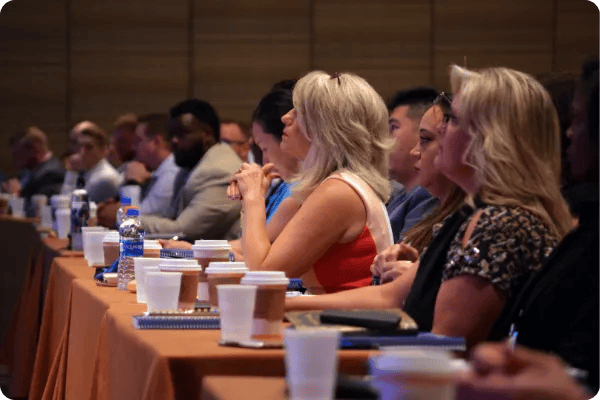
[287,66,573,349]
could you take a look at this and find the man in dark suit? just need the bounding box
[3,126,65,213]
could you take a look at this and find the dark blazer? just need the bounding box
[20,156,65,199]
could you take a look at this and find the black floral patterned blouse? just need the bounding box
[440,205,559,297]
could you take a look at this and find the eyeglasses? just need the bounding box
[434,92,452,107]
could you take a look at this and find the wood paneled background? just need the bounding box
[0,0,597,175]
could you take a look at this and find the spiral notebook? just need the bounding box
[132,313,220,330]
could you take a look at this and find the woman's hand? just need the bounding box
[228,163,278,203]
[370,242,420,283]
[158,239,192,250]
[459,342,592,400]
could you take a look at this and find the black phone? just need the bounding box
[319,310,401,331]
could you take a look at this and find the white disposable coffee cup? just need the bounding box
[241,271,289,335]
[31,194,48,217]
[9,197,25,217]
[159,259,202,312]
[82,226,107,258]
[84,229,108,267]
[102,231,120,266]
[40,205,53,229]
[284,327,341,400]
[145,271,182,313]
[368,349,457,400]
[192,240,232,301]
[205,262,248,307]
[133,258,163,303]
[217,284,257,342]
[50,194,71,210]
[55,208,71,239]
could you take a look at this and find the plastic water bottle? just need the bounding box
[116,197,132,228]
[117,207,144,290]
[70,175,89,251]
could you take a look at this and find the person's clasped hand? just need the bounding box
[458,342,592,400]
[124,161,151,184]
[227,163,279,203]
[370,242,419,283]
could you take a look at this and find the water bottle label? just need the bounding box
[121,239,143,257]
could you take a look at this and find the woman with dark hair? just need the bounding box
[251,87,301,224]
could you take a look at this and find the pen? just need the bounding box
[506,323,588,382]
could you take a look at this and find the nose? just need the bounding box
[281,111,292,126]
[409,145,420,159]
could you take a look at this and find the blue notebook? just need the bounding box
[132,314,220,330]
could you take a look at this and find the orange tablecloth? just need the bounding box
[29,256,96,400]
[201,376,287,400]
[90,306,372,400]
[0,224,68,398]
[29,256,373,400]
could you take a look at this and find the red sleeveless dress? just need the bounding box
[300,172,393,294]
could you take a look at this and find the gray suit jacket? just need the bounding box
[140,143,243,240]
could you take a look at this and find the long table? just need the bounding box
[0,215,82,399]
[27,256,374,400]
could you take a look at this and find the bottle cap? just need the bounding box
[126,207,139,217]
[76,174,86,188]
[121,197,132,205]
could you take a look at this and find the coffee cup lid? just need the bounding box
[369,349,455,375]
[205,261,248,274]
[144,240,162,250]
[192,240,232,251]
[159,259,201,271]
[133,257,163,268]
[103,231,120,242]
[241,271,289,285]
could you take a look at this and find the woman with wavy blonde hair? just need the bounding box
[229,71,394,294]
[444,65,573,237]
[287,66,570,349]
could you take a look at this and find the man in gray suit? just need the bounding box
[140,99,242,241]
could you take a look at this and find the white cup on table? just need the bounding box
[284,327,341,400]
[55,208,71,239]
[9,197,25,218]
[84,229,108,267]
[369,349,457,400]
[217,284,257,343]
[145,271,182,313]
[134,258,163,303]
[40,205,53,229]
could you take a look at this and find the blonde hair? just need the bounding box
[291,71,392,202]
[449,65,572,237]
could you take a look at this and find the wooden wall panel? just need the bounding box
[433,0,554,90]
[0,0,597,169]
[313,0,432,102]
[0,0,67,175]
[555,0,599,73]
[193,0,311,123]
[70,0,188,134]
